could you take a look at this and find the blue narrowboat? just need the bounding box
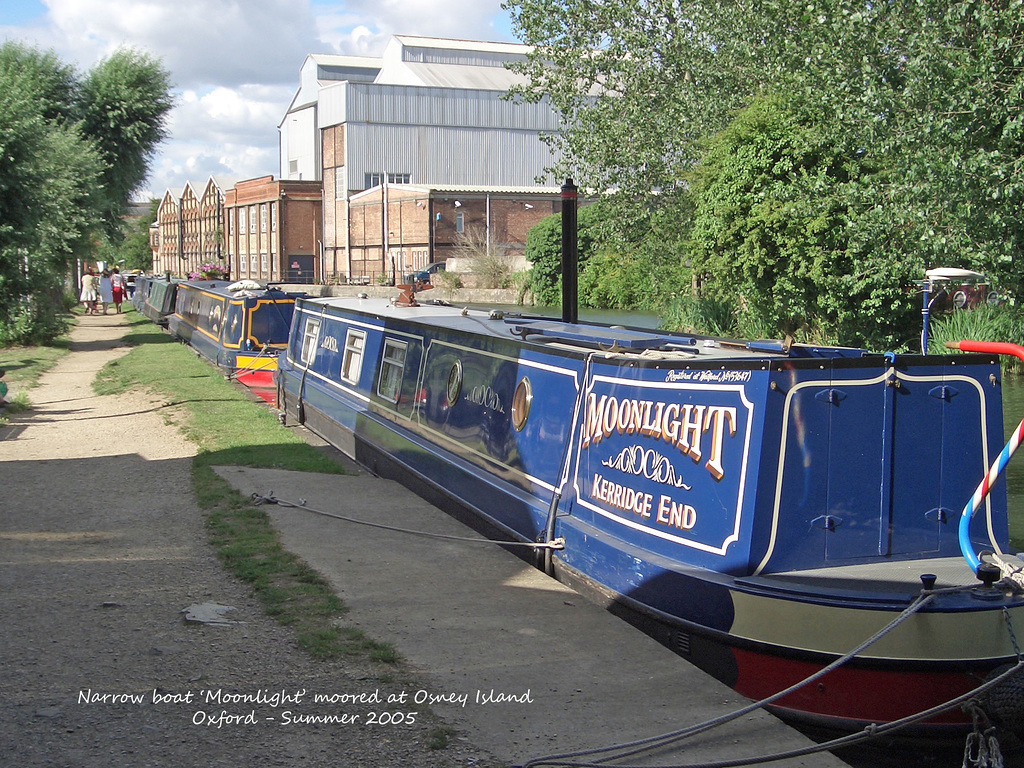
[168,280,304,403]
[275,292,1024,733]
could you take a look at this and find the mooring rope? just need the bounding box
[250,489,1024,767]
[251,492,565,550]
[519,589,939,767]
[519,660,1024,768]
[228,344,274,380]
[520,589,1024,768]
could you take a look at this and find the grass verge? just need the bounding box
[94,311,401,664]
[0,331,72,421]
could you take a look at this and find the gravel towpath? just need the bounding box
[0,312,499,768]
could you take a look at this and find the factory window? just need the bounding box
[364,173,411,188]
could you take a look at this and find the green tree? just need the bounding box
[79,49,173,238]
[687,95,915,347]
[113,199,159,273]
[0,42,79,124]
[525,202,605,306]
[507,0,1024,348]
[0,42,171,343]
[0,48,103,344]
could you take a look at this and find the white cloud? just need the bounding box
[43,0,321,88]
[2,0,518,200]
[316,0,511,51]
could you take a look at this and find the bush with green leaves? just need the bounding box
[687,95,924,350]
[0,42,171,344]
[525,203,603,306]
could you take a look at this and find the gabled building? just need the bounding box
[279,35,563,282]
[154,188,181,276]
[153,176,235,277]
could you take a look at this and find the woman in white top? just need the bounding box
[110,268,126,313]
[80,268,99,314]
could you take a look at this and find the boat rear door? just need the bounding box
[772,360,889,565]
[888,358,995,557]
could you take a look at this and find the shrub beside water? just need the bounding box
[928,305,1024,375]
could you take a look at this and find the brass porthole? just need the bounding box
[511,377,532,431]
[447,360,463,405]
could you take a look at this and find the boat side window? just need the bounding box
[223,305,243,347]
[377,339,408,404]
[300,316,321,365]
[340,329,366,384]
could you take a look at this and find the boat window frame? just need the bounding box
[340,329,366,385]
[446,359,463,405]
[299,316,321,365]
[377,338,408,404]
[511,376,533,431]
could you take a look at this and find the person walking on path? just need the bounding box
[98,269,114,314]
[79,267,99,314]
[110,267,126,313]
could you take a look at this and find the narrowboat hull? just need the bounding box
[275,295,1024,733]
[141,277,181,326]
[167,280,304,404]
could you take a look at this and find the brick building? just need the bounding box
[223,176,323,283]
[153,188,180,275]
[345,183,563,283]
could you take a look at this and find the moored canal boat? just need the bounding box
[130,274,151,313]
[140,276,182,326]
[275,290,1024,735]
[168,279,304,403]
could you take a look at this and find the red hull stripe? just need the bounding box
[733,648,977,725]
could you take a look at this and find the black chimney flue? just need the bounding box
[561,178,578,324]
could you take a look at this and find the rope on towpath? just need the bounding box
[250,492,565,550]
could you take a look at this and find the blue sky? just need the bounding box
[0,0,518,198]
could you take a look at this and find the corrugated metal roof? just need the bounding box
[391,61,529,90]
[392,35,533,56]
[309,53,382,69]
[347,183,561,203]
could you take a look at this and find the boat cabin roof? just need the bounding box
[181,280,304,301]
[303,295,871,362]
